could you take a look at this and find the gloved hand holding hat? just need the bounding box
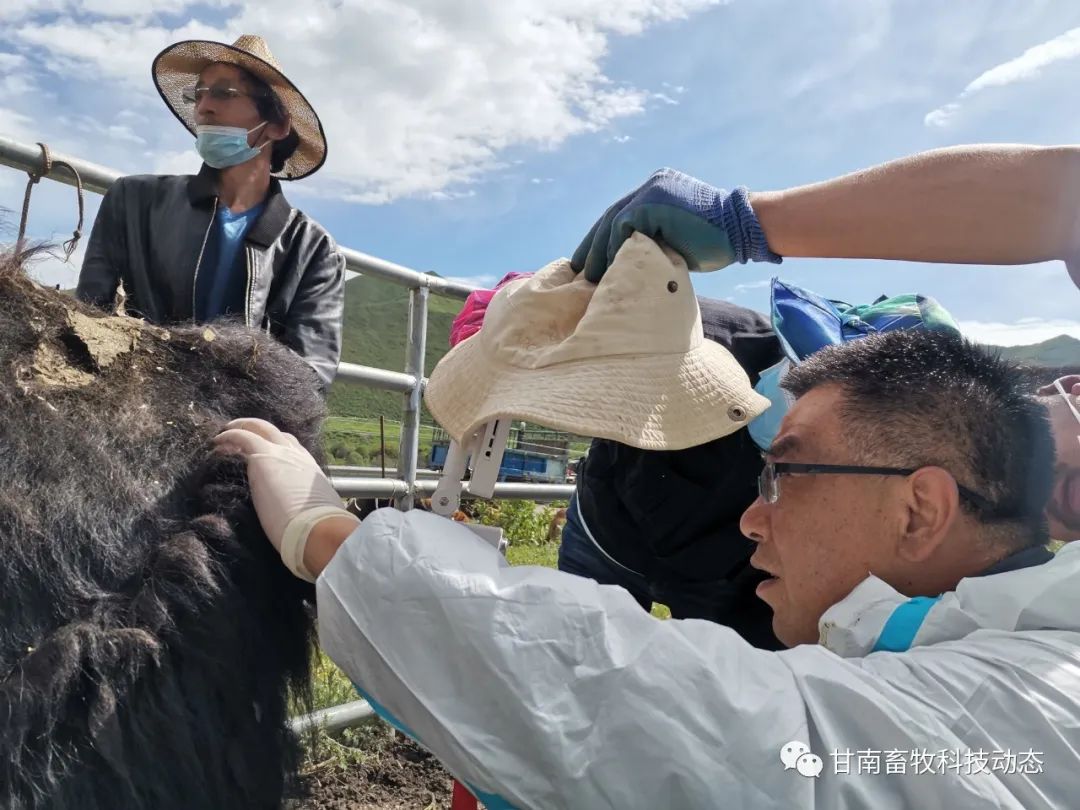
[427,232,769,451]
[571,168,781,282]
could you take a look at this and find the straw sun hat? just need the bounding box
[152,35,327,180]
[425,233,770,451]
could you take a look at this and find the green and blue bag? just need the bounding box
[748,279,961,450]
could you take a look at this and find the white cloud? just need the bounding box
[106,125,146,145]
[445,273,498,289]
[151,148,203,176]
[8,0,726,203]
[0,52,26,70]
[612,134,632,143]
[0,73,35,98]
[0,0,62,23]
[117,108,149,124]
[926,26,1080,128]
[0,105,36,141]
[54,113,148,146]
[959,318,1080,346]
[783,5,893,102]
[733,279,771,294]
[2,0,225,22]
[15,18,228,89]
[923,102,960,129]
[427,189,477,201]
[964,26,1080,93]
[77,0,229,18]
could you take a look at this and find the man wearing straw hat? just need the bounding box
[77,35,344,388]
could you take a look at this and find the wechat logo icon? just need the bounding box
[780,740,824,778]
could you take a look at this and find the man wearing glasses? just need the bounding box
[740,330,1059,647]
[77,35,344,389]
[220,328,1078,807]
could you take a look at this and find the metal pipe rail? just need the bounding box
[328,465,442,479]
[0,135,121,194]
[0,135,475,298]
[340,244,475,300]
[290,699,375,735]
[330,476,575,503]
[334,361,419,393]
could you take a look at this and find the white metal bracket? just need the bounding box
[430,419,510,554]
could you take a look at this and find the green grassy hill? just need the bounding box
[992,334,1080,368]
[327,273,462,420]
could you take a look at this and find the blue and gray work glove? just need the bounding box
[571,168,782,283]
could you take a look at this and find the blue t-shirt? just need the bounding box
[194,201,265,322]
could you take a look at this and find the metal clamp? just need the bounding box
[430,420,510,553]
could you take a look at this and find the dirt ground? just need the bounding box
[292,737,455,810]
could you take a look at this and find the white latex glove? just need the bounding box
[213,417,358,581]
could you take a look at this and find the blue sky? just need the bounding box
[3,0,1080,345]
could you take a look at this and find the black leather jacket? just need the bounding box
[77,165,345,387]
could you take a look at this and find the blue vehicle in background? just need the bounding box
[428,423,575,483]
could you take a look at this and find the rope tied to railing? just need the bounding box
[17,142,85,262]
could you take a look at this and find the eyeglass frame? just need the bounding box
[181,81,268,105]
[1053,377,1080,434]
[757,459,1003,515]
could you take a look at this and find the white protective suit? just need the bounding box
[317,508,1080,809]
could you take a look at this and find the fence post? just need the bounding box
[379,415,386,479]
[396,285,429,510]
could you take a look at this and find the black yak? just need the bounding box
[0,246,325,809]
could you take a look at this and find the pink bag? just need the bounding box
[449,272,532,347]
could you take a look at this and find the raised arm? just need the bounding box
[574,145,1080,289]
[754,144,1080,275]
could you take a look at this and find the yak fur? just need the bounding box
[0,248,324,809]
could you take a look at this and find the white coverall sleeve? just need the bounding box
[315,509,1030,810]
[316,508,814,809]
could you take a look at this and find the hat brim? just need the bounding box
[425,335,770,452]
[151,40,327,181]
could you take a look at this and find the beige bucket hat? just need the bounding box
[152,35,327,180]
[424,233,769,451]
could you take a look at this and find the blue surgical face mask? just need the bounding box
[748,357,796,452]
[195,121,268,169]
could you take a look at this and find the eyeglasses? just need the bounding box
[757,459,1001,514]
[181,82,264,105]
[1054,378,1080,441]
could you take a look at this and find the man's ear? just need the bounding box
[266,115,291,143]
[896,466,962,562]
